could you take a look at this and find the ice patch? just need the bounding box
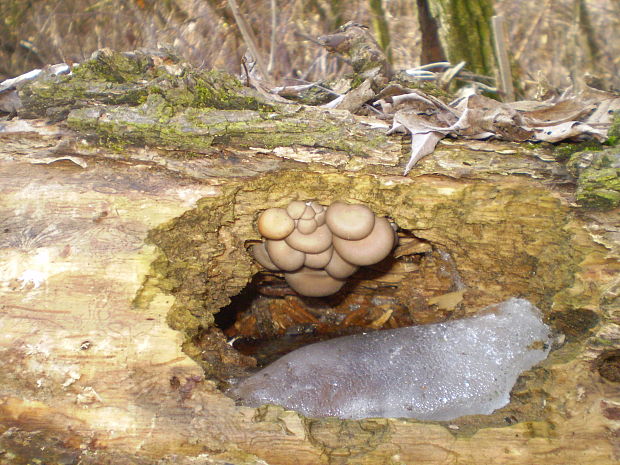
[229,298,552,420]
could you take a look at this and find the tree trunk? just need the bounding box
[417,0,447,65]
[423,0,496,77]
[0,50,618,465]
[369,0,393,63]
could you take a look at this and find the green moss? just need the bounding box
[606,110,620,146]
[189,70,267,110]
[71,48,160,83]
[567,149,620,209]
[553,140,604,162]
[65,101,393,157]
[144,185,251,340]
[19,49,274,121]
[576,167,620,209]
[391,71,454,100]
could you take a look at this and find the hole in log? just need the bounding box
[141,171,598,424]
[214,231,458,367]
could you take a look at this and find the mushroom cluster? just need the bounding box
[250,200,397,297]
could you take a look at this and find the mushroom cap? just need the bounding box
[309,201,325,214]
[284,223,332,254]
[326,201,375,240]
[304,246,334,268]
[265,239,305,271]
[285,267,346,297]
[324,249,359,279]
[250,242,280,271]
[258,208,295,240]
[296,218,318,234]
[332,216,395,266]
[300,205,316,220]
[311,202,327,226]
[286,201,307,220]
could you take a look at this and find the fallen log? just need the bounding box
[0,49,618,465]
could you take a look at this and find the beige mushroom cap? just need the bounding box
[326,201,375,240]
[324,249,359,279]
[250,242,280,271]
[304,246,334,268]
[332,216,395,266]
[265,239,305,271]
[286,201,307,220]
[285,223,332,254]
[258,208,295,240]
[285,267,346,297]
[309,201,325,214]
[315,209,326,226]
[300,205,316,219]
[297,218,318,234]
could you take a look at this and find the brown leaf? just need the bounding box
[331,78,375,112]
[428,290,465,311]
[521,99,595,127]
[532,121,607,142]
[394,238,432,257]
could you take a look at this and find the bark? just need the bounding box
[416,0,447,65]
[425,0,496,77]
[368,0,392,63]
[0,50,618,465]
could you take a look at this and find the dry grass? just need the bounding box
[1,0,618,96]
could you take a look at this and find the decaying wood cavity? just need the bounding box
[138,167,589,415]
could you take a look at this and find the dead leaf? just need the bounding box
[405,132,445,175]
[521,99,594,127]
[585,96,620,126]
[428,290,465,311]
[331,78,374,112]
[394,238,432,257]
[532,121,607,142]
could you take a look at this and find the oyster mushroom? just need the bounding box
[286,201,307,219]
[250,199,397,297]
[326,201,375,240]
[332,217,395,266]
[285,223,332,254]
[304,246,334,268]
[285,267,346,297]
[300,205,316,219]
[258,208,295,240]
[250,242,279,271]
[297,217,318,234]
[324,249,359,279]
[311,202,327,226]
[265,239,305,271]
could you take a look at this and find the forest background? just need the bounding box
[1,0,619,99]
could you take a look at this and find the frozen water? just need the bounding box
[229,298,552,420]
